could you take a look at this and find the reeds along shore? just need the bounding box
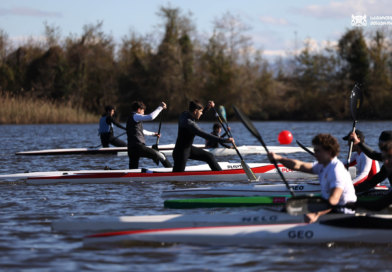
[0,92,98,124]
[1,6,392,121]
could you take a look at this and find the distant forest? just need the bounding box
[1,6,392,121]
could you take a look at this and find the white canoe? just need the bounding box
[84,214,392,246]
[16,144,313,157]
[15,144,196,156]
[118,145,313,157]
[23,163,343,185]
[53,208,350,232]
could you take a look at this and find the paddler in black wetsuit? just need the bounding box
[99,105,127,147]
[172,100,234,172]
[127,101,172,169]
[205,123,234,149]
[348,131,392,211]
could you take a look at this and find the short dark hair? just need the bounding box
[189,100,204,112]
[131,101,146,112]
[213,123,221,130]
[312,133,340,157]
[380,141,392,152]
[105,105,114,112]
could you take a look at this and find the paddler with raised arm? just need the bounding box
[99,105,127,147]
[267,133,357,223]
[127,101,172,169]
[342,130,380,185]
[205,123,234,149]
[172,100,234,172]
[348,130,392,193]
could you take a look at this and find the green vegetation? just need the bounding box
[1,6,392,123]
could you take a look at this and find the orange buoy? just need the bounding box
[278,130,293,144]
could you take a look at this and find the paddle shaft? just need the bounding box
[296,140,315,156]
[91,132,127,149]
[155,113,163,146]
[213,109,243,160]
[257,135,296,197]
[346,121,356,170]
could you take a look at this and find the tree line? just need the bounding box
[1,6,391,122]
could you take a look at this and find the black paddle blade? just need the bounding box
[285,196,331,215]
[232,105,263,145]
[350,85,364,120]
[152,144,158,151]
[296,140,315,156]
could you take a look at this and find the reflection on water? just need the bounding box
[1,120,392,271]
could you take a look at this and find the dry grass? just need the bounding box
[0,92,98,124]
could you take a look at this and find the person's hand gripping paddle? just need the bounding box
[346,84,364,170]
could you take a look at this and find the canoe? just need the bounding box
[16,144,312,157]
[20,163,340,185]
[52,208,351,232]
[15,144,193,156]
[161,180,369,197]
[83,214,392,246]
[163,189,388,209]
[0,162,239,180]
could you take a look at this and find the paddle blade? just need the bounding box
[232,105,263,144]
[241,160,257,181]
[152,144,158,151]
[350,85,364,120]
[285,196,331,215]
[219,106,228,123]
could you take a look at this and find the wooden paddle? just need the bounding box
[212,107,257,181]
[346,84,364,170]
[232,105,295,196]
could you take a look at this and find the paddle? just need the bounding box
[296,140,315,156]
[151,112,165,166]
[218,106,232,138]
[89,132,127,149]
[232,105,296,197]
[212,107,257,181]
[346,84,364,170]
[285,196,356,216]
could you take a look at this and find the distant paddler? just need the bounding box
[205,123,234,149]
[127,101,172,169]
[268,133,357,223]
[342,130,380,185]
[99,105,127,148]
[172,100,234,172]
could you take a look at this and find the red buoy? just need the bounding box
[278,130,293,144]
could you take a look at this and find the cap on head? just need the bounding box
[342,129,365,142]
[105,105,114,112]
[379,131,392,143]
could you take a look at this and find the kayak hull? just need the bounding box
[164,190,388,209]
[16,145,312,156]
[83,215,392,246]
[52,209,350,232]
[24,163,339,185]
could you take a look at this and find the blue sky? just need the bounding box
[1,0,391,58]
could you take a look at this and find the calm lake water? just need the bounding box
[1,120,392,271]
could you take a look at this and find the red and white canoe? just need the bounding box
[24,163,327,185]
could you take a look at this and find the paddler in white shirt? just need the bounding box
[268,133,357,223]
